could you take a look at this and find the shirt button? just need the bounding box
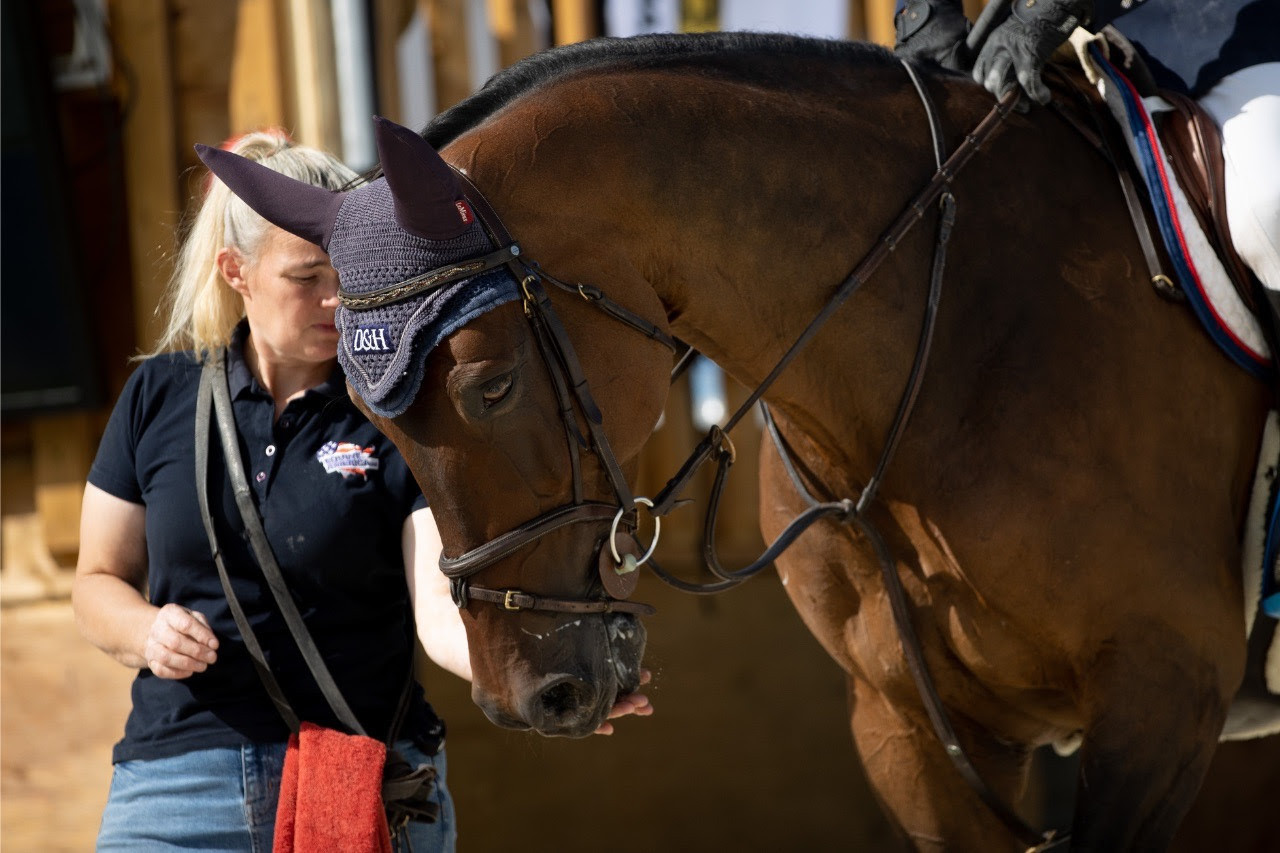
[255,471,267,483]
[265,444,276,456]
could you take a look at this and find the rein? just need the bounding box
[342,64,1061,849]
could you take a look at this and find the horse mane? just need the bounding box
[423,31,897,148]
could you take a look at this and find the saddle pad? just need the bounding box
[1090,46,1272,378]
[1245,412,1280,627]
[1223,409,1280,739]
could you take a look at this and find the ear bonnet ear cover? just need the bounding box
[197,118,519,418]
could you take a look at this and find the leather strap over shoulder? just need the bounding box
[195,353,301,732]
[200,352,369,737]
[197,352,439,828]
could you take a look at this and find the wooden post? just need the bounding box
[32,413,95,568]
[864,0,896,46]
[487,0,542,69]
[551,0,596,46]
[171,1,238,203]
[108,0,180,353]
[679,0,718,32]
[372,0,417,125]
[285,0,342,152]
[229,0,289,136]
[423,0,472,111]
[847,0,869,41]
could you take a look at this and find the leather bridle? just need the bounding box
[341,62,1064,849]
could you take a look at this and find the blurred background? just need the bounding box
[1,1,1270,851]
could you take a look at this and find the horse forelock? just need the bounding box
[423,31,900,149]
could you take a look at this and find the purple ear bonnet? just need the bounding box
[196,119,519,418]
[329,183,518,417]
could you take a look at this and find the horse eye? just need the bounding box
[480,373,513,408]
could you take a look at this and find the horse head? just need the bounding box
[199,116,671,737]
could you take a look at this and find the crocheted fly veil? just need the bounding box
[196,117,519,417]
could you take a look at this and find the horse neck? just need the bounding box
[459,62,998,487]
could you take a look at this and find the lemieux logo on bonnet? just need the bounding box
[316,441,380,479]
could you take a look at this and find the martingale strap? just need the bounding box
[646,66,1060,850]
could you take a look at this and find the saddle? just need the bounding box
[1051,29,1280,374]
[1157,89,1267,322]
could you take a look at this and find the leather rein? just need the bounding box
[342,63,1062,849]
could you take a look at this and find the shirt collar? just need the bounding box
[227,319,348,404]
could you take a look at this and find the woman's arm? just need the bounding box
[403,507,473,681]
[72,483,219,678]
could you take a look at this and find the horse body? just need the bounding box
[201,32,1271,850]
[423,41,1272,848]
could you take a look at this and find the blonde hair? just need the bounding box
[148,130,358,357]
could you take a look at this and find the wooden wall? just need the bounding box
[1,0,973,601]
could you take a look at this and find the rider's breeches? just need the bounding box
[1199,63,1280,292]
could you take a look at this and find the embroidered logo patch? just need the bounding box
[352,324,393,353]
[315,441,380,479]
[454,199,474,226]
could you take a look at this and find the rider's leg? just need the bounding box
[1198,63,1280,294]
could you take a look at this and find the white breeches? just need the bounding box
[1198,63,1280,292]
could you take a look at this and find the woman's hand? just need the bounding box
[144,604,220,679]
[594,669,654,736]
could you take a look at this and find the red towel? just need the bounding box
[274,722,391,853]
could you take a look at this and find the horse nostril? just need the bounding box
[521,675,596,731]
[540,678,588,718]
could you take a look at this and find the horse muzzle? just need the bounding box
[473,612,647,737]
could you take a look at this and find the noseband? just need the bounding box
[342,66,1061,849]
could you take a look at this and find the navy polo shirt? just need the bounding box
[88,323,438,763]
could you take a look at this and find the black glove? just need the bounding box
[894,0,972,74]
[971,0,1092,104]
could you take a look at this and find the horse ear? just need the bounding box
[373,116,471,241]
[194,144,347,250]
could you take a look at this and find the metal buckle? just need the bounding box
[521,276,539,317]
[502,590,523,611]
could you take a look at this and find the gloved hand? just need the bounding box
[972,0,1093,104]
[894,0,972,74]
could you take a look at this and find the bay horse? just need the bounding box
[199,32,1271,851]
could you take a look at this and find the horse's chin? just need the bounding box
[478,706,533,732]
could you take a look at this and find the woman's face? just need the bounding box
[222,225,341,367]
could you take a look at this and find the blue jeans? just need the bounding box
[96,740,456,852]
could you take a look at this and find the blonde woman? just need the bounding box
[73,131,470,851]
